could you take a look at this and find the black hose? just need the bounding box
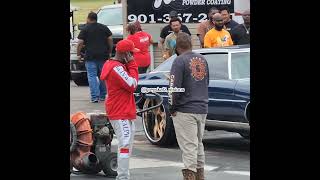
[135,93,144,105]
[136,92,163,115]
[70,121,77,152]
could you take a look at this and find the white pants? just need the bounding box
[110,120,135,180]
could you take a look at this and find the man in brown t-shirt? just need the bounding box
[197,7,219,48]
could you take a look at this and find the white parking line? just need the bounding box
[129,157,219,171]
[112,139,218,171]
[112,138,248,174]
[224,171,250,176]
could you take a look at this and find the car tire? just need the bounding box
[70,162,72,175]
[73,76,88,86]
[70,121,77,152]
[102,152,118,177]
[142,98,177,146]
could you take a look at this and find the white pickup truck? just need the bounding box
[70,3,123,86]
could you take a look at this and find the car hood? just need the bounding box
[136,72,169,92]
[138,72,169,82]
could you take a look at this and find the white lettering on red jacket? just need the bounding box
[113,66,137,88]
[139,36,149,43]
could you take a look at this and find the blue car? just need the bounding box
[135,45,250,146]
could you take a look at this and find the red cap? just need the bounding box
[116,39,140,53]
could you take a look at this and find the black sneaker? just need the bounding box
[91,99,99,103]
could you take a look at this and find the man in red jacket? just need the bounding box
[100,39,139,180]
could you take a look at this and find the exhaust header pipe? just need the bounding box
[81,153,99,172]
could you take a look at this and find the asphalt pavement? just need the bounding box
[70,81,250,180]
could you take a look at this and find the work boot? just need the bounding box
[182,169,196,180]
[196,168,204,180]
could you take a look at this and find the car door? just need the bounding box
[203,53,238,121]
[229,51,250,122]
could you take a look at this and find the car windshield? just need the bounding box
[231,52,250,79]
[152,55,176,72]
[97,7,122,26]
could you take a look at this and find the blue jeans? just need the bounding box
[85,60,107,101]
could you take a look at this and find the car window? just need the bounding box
[203,53,229,80]
[152,55,176,72]
[152,53,229,80]
[97,8,122,26]
[231,52,250,79]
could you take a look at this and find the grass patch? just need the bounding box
[71,0,115,25]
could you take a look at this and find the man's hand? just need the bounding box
[158,41,163,50]
[107,36,113,54]
[163,51,170,60]
[125,52,134,63]
[77,39,84,55]
[158,38,164,51]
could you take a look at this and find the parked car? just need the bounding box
[135,45,250,146]
[70,3,123,86]
[70,4,79,80]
